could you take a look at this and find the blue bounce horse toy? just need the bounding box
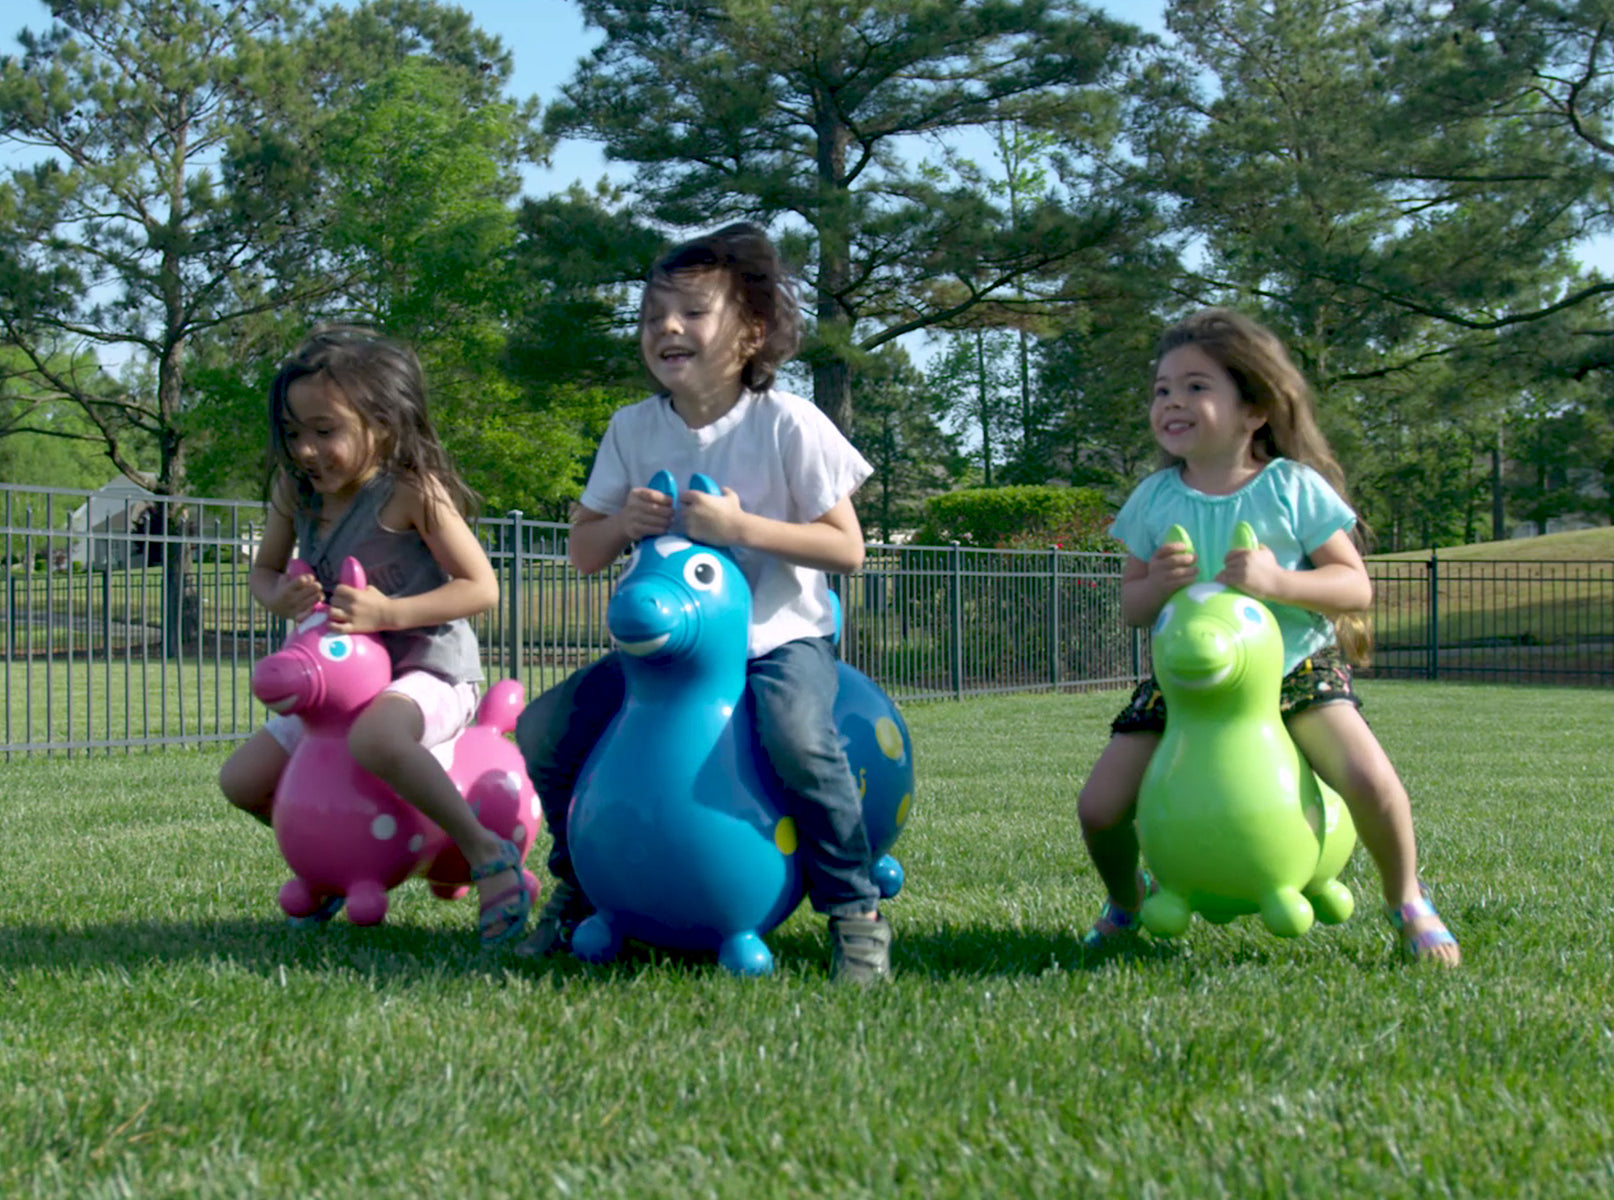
[566,471,914,975]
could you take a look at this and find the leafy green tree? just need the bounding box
[850,347,964,542]
[1031,299,1161,498]
[506,185,667,399]
[927,330,1018,487]
[1366,1,1614,352]
[0,0,331,497]
[1129,0,1600,547]
[496,186,673,518]
[1507,384,1614,531]
[174,2,550,510]
[0,348,112,490]
[547,0,1152,430]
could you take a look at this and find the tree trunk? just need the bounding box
[1019,328,1032,452]
[157,331,191,660]
[812,97,854,432]
[976,330,992,487]
[814,355,853,432]
[1491,423,1505,541]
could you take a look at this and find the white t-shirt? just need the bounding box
[580,388,873,658]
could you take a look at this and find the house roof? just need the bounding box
[69,478,158,530]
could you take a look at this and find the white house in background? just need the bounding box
[66,477,158,568]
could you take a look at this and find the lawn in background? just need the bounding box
[2,681,1612,1198]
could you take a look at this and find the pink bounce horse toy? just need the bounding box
[251,557,540,926]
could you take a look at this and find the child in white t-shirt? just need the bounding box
[514,223,891,982]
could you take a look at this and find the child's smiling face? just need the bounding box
[640,270,760,406]
[282,375,378,500]
[1151,344,1267,467]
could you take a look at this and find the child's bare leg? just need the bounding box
[1078,732,1158,910]
[219,729,288,827]
[348,694,525,932]
[1288,703,1460,965]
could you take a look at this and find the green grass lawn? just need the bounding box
[3,681,1613,1197]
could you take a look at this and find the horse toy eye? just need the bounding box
[1153,602,1175,634]
[1240,602,1265,625]
[683,553,722,591]
[319,635,354,662]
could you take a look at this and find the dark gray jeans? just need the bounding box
[513,636,879,918]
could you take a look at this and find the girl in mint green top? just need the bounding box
[1110,456,1353,678]
[1076,308,1460,966]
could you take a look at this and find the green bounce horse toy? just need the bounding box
[1137,521,1358,939]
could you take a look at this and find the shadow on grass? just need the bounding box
[4,915,1343,984]
[872,923,1190,979]
[0,916,529,982]
[0,913,841,984]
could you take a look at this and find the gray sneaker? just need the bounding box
[513,878,594,959]
[829,913,892,984]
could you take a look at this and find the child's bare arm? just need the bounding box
[682,489,865,574]
[327,478,499,634]
[1218,529,1371,614]
[1120,539,1198,627]
[249,479,321,620]
[568,489,676,575]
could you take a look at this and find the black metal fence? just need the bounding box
[3,483,1609,757]
[1357,555,1614,686]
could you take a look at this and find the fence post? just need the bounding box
[505,510,524,684]
[1427,550,1440,681]
[949,542,963,700]
[1048,546,1060,690]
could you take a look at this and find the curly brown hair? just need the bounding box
[265,325,476,528]
[643,222,802,392]
[1154,308,1372,663]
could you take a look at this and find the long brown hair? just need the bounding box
[265,325,476,527]
[1154,308,1372,663]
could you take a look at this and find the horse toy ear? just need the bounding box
[338,556,368,591]
[1227,520,1259,560]
[1164,524,1195,557]
[686,473,723,497]
[647,470,678,505]
[286,558,329,613]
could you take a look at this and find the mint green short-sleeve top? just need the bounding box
[1109,458,1356,675]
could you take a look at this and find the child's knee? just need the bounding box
[1077,782,1134,835]
[1336,766,1409,822]
[346,713,413,777]
[218,754,275,818]
[757,712,841,794]
[218,759,251,807]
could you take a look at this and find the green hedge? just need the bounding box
[914,485,1120,552]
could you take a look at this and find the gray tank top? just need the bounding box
[296,473,483,684]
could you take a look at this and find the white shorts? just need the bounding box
[265,670,479,755]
